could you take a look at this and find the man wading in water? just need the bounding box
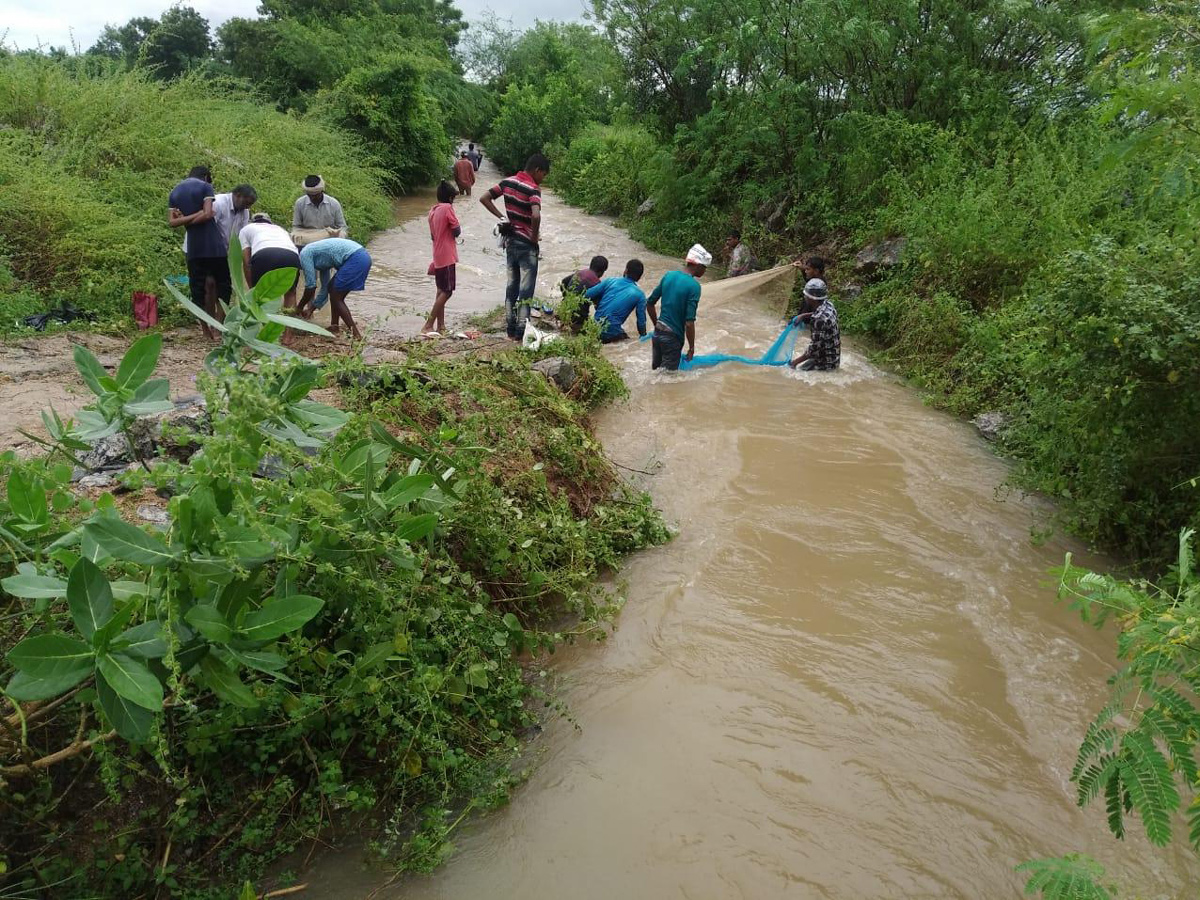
[788,278,841,371]
[481,153,550,341]
[647,244,711,370]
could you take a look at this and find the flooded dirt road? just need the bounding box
[297,192,1197,898]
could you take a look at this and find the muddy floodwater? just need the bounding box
[296,175,1200,897]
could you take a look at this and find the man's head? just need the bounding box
[724,228,742,253]
[303,174,325,203]
[524,152,551,185]
[685,243,712,278]
[624,259,645,282]
[469,142,475,150]
[189,165,212,183]
[250,212,273,224]
[461,151,469,159]
[801,256,827,279]
[589,255,609,277]
[802,277,828,311]
[232,184,257,211]
[436,180,457,204]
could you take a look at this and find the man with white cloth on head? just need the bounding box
[292,175,349,312]
[646,243,711,371]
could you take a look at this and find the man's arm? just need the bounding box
[331,199,347,233]
[584,281,606,301]
[684,321,696,360]
[635,294,647,337]
[529,204,541,245]
[480,188,503,219]
[242,246,253,289]
[293,198,304,230]
[168,196,213,228]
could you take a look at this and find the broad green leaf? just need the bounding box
[258,419,325,449]
[185,605,233,643]
[84,518,177,567]
[396,513,438,543]
[277,364,321,403]
[226,648,292,682]
[66,558,115,642]
[465,662,489,689]
[253,266,300,303]
[97,652,163,710]
[116,333,162,390]
[73,344,111,397]
[339,441,392,481]
[164,278,228,333]
[287,399,350,433]
[199,654,259,708]
[220,525,277,561]
[383,474,436,508]
[8,634,94,679]
[7,471,48,525]
[266,313,333,337]
[228,231,248,300]
[240,595,324,642]
[356,642,395,673]
[97,670,154,742]
[111,580,151,601]
[110,621,168,659]
[123,378,173,416]
[6,669,91,701]
[73,409,121,441]
[2,571,67,600]
[502,612,521,631]
[91,598,137,653]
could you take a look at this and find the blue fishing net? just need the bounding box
[638,323,803,370]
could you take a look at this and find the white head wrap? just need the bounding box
[685,243,712,266]
[303,176,326,195]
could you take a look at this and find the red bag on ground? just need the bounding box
[132,291,159,329]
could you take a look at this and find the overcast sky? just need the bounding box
[3,0,589,52]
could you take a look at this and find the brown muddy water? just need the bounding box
[302,178,1198,898]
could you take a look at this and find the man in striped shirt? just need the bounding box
[481,152,550,340]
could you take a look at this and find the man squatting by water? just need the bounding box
[647,243,712,370]
[480,153,551,341]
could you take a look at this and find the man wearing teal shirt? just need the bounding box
[647,244,711,370]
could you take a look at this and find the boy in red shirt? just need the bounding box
[423,181,461,336]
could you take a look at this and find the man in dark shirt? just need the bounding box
[788,279,841,371]
[168,165,229,340]
[560,255,609,333]
[481,152,550,340]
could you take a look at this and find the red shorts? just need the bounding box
[434,265,456,293]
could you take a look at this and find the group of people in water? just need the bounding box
[168,167,372,340]
[168,147,840,372]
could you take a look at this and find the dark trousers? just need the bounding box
[504,237,539,339]
[187,256,232,307]
[651,323,684,370]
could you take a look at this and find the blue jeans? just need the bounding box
[505,237,539,339]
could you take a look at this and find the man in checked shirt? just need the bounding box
[788,278,841,371]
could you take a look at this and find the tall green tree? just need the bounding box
[90,5,212,79]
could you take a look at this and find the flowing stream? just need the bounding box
[302,171,1199,898]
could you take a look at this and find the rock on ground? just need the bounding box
[854,238,907,275]
[532,357,577,392]
[973,411,1010,442]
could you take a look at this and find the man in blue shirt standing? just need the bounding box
[168,165,228,341]
[584,259,648,343]
[647,244,710,370]
[295,238,373,341]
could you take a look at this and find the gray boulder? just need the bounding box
[532,357,577,392]
[72,396,208,475]
[636,197,656,216]
[973,411,1010,442]
[854,238,907,275]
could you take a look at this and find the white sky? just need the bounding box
[2,0,589,52]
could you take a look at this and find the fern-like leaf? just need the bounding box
[1103,768,1125,839]
[1076,754,1119,808]
[1141,702,1199,786]
[1072,710,1119,783]
[1017,855,1114,900]
[1187,794,1200,852]
[1118,730,1179,845]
